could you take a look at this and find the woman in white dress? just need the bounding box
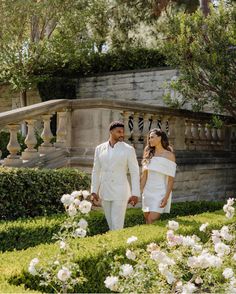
[141,128,176,224]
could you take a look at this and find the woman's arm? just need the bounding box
[140,169,148,194]
[160,176,174,208]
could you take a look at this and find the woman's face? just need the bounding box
[148,132,161,147]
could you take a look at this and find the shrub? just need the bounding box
[7,209,236,293]
[0,167,90,220]
[0,201,224,252]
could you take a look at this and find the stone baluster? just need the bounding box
[21,119,39,160]
[212,128,219,149]
[38,114,55,154]
[3,124,22,166]
[132,112,141,149]
[142,113,151,146]
[151,114,158,130]
[205,124,213,149]
[123,111,131,144]
[199,122,207,150]
[217,128,224,149]
[166,117,175,147]
[185,120,193,150]
[161,116,168,133]
[54,111,68,148]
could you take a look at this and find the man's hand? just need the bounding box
[91,193,99,203]
[128,196,139,207]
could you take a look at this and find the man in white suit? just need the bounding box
[91,121,140,230]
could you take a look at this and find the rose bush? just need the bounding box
[105,198,236,293]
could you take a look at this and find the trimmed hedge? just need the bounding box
[0,201,224,253]
[3,209,235,293]
[39,48,167,78]
[0,167,90,220]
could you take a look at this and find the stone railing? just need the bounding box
[0,99,71,167]
[0,98,235,168]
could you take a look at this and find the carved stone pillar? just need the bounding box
[21,119,39,160]
[123,111,131,144]
[38,114,55,154]
[3,124,22,166]
[54,111,67,148]
[185,120,193,150]
[142,113,151,147]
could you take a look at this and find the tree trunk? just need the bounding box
[199,0,211,16]
[20,89,27,107]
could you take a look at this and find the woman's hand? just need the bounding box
[160,197,168,208]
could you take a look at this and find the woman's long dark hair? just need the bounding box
[142,128,173,166]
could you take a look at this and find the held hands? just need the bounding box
[128,196,139,207]
[160,197,168,208]
[91,193,100,206]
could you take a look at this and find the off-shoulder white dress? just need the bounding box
[142,157,177,213]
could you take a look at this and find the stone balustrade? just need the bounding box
[0,98,235,167]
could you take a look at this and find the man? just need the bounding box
[91,121,140,230]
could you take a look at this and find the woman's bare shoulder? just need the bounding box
[164,150,176,162]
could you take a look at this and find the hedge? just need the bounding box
[0,167,90,220]
[2,209,235,293]
[0,200,224,253]
[38,48,167,78]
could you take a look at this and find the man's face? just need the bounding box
[110,127,124,142]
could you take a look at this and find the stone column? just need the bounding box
[38,114,55,154]
[142,113,151,147]
[123,111,131,144]
[21,119,39,160]
[3,124,22,166]
[54,111,67,148]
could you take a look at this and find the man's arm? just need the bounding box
[91,147,101,201]
[127,146,140,206]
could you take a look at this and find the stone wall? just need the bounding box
[76,67,177,106]
[0,84,41,112]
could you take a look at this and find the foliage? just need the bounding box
[0,201,224,253]
[0,167,90,220]
[6,208,235,293]
[159,2,236,118]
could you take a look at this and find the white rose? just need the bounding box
[74,228,87,238]
[79,200,92,214]
[166,271,176,285]
[168,220,179,231]
[74,199,81,207]
[127,236,138,244]
[195,276,203,284]
[147,242,159,252]
[59,241,67,250]
[126,249,136,260]
[104,276,118,291]
[67,204,77,217]
[28,265,37,276]
[57,267,71,282]
[220,226,233,241]
[182,236,195,247]
[30,258,39,266]
[199,223,209,232]
[82,190,90,199]
[223,268,234,279]
[61,194,74,206]
[71,190,82,198]
[215,242,230,257]
[120,264,133,276]
[182,282,197,294]
[78,218,88,229]
[227,198,235,206]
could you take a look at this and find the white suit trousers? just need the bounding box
[102,200,128,230]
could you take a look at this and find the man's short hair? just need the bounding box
[109,121,124,131]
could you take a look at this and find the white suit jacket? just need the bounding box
[91,141,140,201]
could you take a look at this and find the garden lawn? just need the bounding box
[0,209,235,293]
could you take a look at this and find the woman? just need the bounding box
[140,128,176,224]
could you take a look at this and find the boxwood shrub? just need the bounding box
[0,167,90,220]
[6,210,235,293]
[0,201,224,252]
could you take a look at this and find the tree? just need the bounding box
[0,0,99,107]
[159,2,236,118]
